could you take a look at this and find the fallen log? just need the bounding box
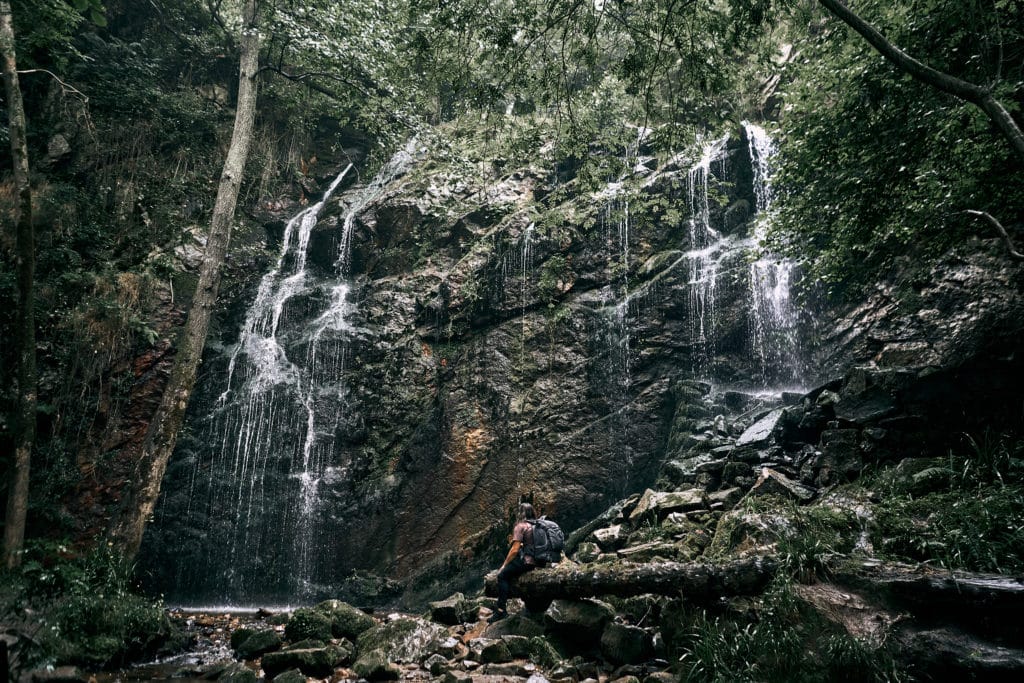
[484,556,778,601]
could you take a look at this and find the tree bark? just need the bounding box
[484,556,778,601]
[1,0,36,570]
[818,0,1024,163]
[109,0,261,560]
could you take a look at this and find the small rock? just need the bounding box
[574,541,601,562]
[443,671,473,683]
[429,593,477,626]
[500,635,532,658]
[748,468,816,503]
[593,524,629,551]
[423,653,449,676]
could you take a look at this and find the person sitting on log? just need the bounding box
[490,502,545,623]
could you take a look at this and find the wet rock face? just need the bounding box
[142,124,789,604]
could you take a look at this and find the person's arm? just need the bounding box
[500,540,521,569]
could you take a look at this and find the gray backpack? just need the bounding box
[526,516,564,564]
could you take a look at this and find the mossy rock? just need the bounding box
[284,638,325,651]
[230,628,257,650]
[284,608,332,642]
[314,599,376,639]
[260,645,347,678]
[234,629,282,660]
[352,648,401,681]
[219,662,258,683]
[527,636,562,668]
[270,669,305,683]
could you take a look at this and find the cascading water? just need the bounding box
[161,142,416,603]
[684,134,730,378]
[743,121,805,387]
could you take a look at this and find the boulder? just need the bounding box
[352,648,401,681]
[234,629,282,660]
[600,623,653,665]
[429,592,477,626]
[443,671,473,683]
[482,612,546,639]
[708,487,743,510]
[527,636,563,668]
[834,385,897,425]
[356,616,448,663]
[813,429,862,486]
[219,663,258,683]
[734,409,784,449]
[284,608,332,642]
[628,488,705,525]
[543,599,615,643]
[469,638,513,664]
[261,645,347,678]
[315,599,377,638]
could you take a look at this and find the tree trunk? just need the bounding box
[1,0,36,570]
[109,0,261,560]
[818,0,1024,163]
[484,556,778,601]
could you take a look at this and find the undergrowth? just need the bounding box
[1,541,183,673]
[663,578,899,682]
[869,431,1024,572]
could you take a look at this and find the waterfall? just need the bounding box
[169,143,416,603]
[685,134,730,378]
[744,121,805,387]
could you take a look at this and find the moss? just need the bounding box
[284,607,333,642]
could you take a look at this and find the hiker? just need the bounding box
[490,502,544,623]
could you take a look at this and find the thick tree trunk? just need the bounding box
[818,0,1024,162]
[1,0,36,570]
[109,0,261,560]
[484,556,778,601]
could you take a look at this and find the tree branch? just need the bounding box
[818,0,1024,162]
[963,210,1024,261]
[16,68,88,103]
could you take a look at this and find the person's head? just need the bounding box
[517,502,536,521]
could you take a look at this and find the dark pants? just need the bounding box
[496,556,535,611]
